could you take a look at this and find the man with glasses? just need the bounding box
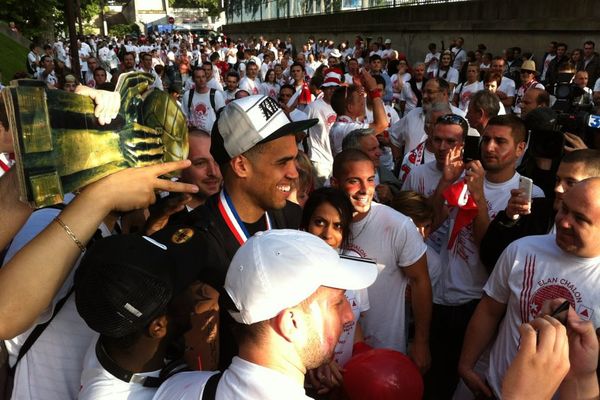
[390,78,464,164]
[403,113,468,197]
[425,114,544,398]
[513,60,544,116]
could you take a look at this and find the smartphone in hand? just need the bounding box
[463,130,480,163]
[518,176,533,203]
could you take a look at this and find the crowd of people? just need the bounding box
[0,29,599,400]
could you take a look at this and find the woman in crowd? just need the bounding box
[260,68,280,99]
[300,187,370,368]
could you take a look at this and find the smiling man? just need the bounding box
[459,177,600,399]
[331,149,432,373]
[152,95,318,368]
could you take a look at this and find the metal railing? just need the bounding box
[226,0,474,24]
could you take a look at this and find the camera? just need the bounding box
[525,70,600,159]
[549,71,600,150]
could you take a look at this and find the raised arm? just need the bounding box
[0,160,198,339]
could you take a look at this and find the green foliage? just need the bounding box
[170,0,222,17]
[108,23,140,38]
[0,32,29,84]
[0,0,106,40]
[0,0,63,40]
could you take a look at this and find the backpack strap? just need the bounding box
[201,372,223,400]
[209,88,216,111]
[187,89,194,114]
[14,287,74,366]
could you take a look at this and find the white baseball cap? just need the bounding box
[225,229,378,325]
[210,95,318,164]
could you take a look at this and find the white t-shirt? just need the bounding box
[398,141,435,183]
[334,288,369,367]
[402,160,441,197]
[540,53,556,81]
[4,201,111,400]
[305,98,337,180]
[452,47,467,70]
[437,173,545,305]
[436,67,460,86]
[425,52,441,75]
[483,234,600,398]
[390,105,464,157]
[152,356,311,400]
[238,76,260,95]
[390,107,426,157]
[259,82,280,99]
[399,80,424,114]
[426,245,442,300]
[499,76,516,98]
[330,115,369,156]
[455,81,484,111]
[347,202,427,352]
[207,77,224,92]
[79,46,91,73]
[181,89,226,133]
[79,340,160,400]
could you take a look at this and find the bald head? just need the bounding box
[555,177,600,257]
[521,88,549,117]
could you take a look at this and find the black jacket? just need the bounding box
[151,192,302,370]
[480,197,555,272]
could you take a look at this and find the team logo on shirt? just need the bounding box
[195,103,207,116]
[171,228,195,244]
[521,254,593,321]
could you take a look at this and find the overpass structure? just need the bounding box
[224,0,600,64]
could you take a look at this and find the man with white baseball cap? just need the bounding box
[151,95,318,368]
[153,229,378,400]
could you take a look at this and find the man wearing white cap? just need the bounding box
[305,68,342,182]
[152,229,378,400]
[382,38,394,60]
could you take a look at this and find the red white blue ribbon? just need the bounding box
[218,189,272,245]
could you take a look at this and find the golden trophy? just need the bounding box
[2,72,188,208]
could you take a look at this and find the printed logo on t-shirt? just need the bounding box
[346,243,368,259]
[520,254,593,322]
[327,113,337,126]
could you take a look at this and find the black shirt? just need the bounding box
[151,191,302,369]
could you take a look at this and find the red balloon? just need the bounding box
[343,348,423,400]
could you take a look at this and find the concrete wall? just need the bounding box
[224,0,600,63]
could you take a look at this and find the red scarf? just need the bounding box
[443,180,479,249]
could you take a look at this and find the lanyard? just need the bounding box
[217,190,272,245]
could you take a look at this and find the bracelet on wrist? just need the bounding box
[54,216,86,253]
